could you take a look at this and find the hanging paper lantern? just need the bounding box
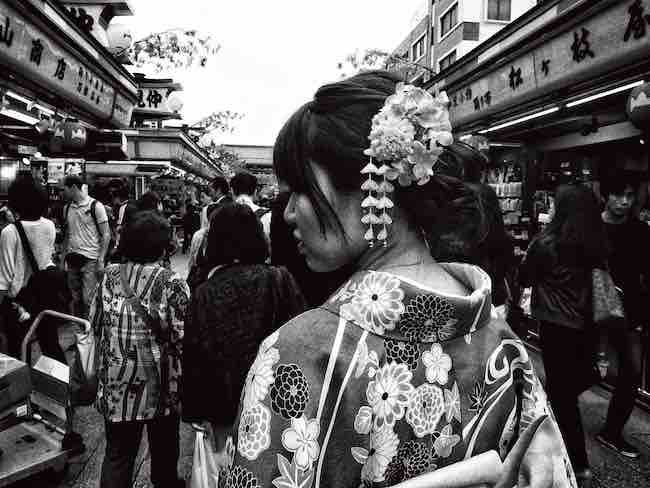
[50,118,87,152]
[167,92,184,113]
[107,24,133,60]
[627,82,650,130]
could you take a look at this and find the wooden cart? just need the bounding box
[0,310,90,486]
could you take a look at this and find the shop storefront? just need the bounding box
[0,0,137,213]
[426,0,650,405]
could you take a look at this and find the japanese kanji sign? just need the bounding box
[444,0,650,128]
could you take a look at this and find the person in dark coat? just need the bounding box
[182,202,306,450]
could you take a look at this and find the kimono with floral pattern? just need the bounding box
[90,262,189,422]
[225,263,576,488]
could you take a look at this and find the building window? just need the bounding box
[440,3,459,38]
[438,50,457,71]
[487,0,511,21]
[411,34,426,61]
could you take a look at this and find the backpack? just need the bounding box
[64,199,114,264]
[13,221,67,315]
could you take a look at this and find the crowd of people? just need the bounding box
[0,71,644,488]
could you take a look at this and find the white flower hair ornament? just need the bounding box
[362,83,453,246]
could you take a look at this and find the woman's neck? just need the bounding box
[355,227,470,296]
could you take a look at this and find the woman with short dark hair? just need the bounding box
[91,210,189,488]
[182,202,306,454]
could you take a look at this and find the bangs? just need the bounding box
[274,103,312,193]
[272,103,346,237]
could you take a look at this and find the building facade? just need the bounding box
[424,0,650,405]
[392,1,538,84]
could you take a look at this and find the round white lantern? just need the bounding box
[167,92,184,113]
[107,24,133,58]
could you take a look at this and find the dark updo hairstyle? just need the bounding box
[119,210,171,263]
[206,202,269,267]
[273,70,486,245]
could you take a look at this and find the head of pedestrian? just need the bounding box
[62,175,85,203]
[206,202,268,268]
[601,173,639,220]
[273,70,485,273]
[231,171,258,199]
[545,184,609,265]
[109,180,130,207]
[8,174,48,221]
[137,191,163,213]
[118,210,171,264]
[210,175,230,201]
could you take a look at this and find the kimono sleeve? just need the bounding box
[227,314,329,488]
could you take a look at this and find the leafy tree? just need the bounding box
[191,110,245,135]
[337,48,435,82]
[201,141,247,177]
[127,29,220,73]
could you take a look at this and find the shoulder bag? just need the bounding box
[592,267,625,327]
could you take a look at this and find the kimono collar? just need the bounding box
[322,263,492,343]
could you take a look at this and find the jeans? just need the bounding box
[67,258,99,319]
[539,321,593,470]
[602,325,642,438]
[100,414,181,488]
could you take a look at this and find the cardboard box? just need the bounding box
[0,353,32,414]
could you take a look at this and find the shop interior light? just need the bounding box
[478,107,560,134]
[0,108,41,125]
[565,80,645,108]
[6,91,55,116]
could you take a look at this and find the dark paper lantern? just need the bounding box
[627,83,650,130]
[50,118,87,152]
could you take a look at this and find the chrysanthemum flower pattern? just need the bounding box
[384,339,420,370]
[352,427,400,483]
[237,403,272,461]
[398,295,458,342]
[270,364,310,419]
[366,362,415,430]
[384,441,436,485]
[242,336,279,410]
[340,272,405,334]
[406,383,445,438]
[225,465,261,488]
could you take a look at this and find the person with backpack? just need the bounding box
[0,175,66,359]
[61,175,111,319]
[231,171,271,239]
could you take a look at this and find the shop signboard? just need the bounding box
[0,2,134,127]
[133,79,183,119]
[447,0,650,127]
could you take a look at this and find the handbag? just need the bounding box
[70,321,99,406]
[190,426,220,488]
[592,267,625,327]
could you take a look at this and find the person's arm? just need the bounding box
[518,239,543,287]
[0,227,18,299]
[94,203,111,273]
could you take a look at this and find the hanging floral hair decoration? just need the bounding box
[362,83,453,247]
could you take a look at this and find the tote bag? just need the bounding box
[190,428,220,488]
[592,268,625,326]
[70,322,98,406]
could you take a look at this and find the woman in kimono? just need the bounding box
[224,71,576,488]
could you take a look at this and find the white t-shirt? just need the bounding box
[0,218,56,297]
[235,195,271,237]
[66,197,108,260]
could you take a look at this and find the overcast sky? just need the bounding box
[122,0,426,145]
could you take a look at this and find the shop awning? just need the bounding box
[86,160,171,176]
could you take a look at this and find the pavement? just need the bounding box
[9,252,650,487]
